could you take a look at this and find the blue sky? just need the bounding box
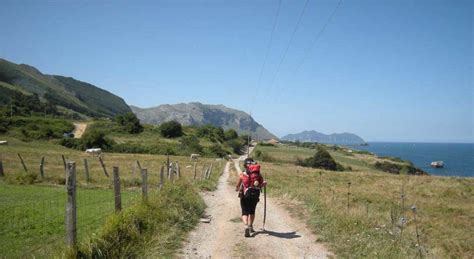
[1,0,472,142]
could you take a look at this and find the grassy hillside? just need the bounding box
[252,144,473,258]
[61,119,247,157]
[0,58,131,118]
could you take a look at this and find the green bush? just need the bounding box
[81,130,115,150]
[259,142,275,147]
[61,129,115,151]
[209,144,228,157]
[297,146,344,171]
[78,182,205,258]
[196,125,225,143]
[115,112,143,134]
[254,150,275,162]
[7,117,74,140]
[226,139,246,155]
[224,129,238,140]
[374,161,428,175]
[159,121,183,138]
[180,135,203,154]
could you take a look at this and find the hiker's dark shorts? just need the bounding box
[240,196,259,215]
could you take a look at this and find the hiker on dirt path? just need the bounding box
[235,158,266,237]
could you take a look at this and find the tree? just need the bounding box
[299,146,342,171]
[159,120,183,138]
[115,112,143,134]
[196,124,225,143]
[81,129,115,150]
[224,129,238,140]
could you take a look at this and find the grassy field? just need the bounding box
[0,136,224,257]
[0,183,140,258]
[254,144,474,258]
[0,136,224,187]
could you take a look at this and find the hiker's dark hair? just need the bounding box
[244,158,256,167]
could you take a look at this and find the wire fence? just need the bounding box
[0,152,224,257]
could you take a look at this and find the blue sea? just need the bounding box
[354,142,474,177]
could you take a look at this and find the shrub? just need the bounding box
[180,135,203,154]
[159,121,183,138]
[196,125,225,143]
[226,139,246,155]
[297,146,344,171]
[78,182,205,258]
[224,129,238,140]
[254,150,275,162]
[259,142,275,147]
[115,112,143,134]
[81,130,115,150]
[9,117,74,140]
[374,161,428,175]
[209,144,228,157]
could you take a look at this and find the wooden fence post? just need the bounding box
[0,154,4,177]
[169,163,174,182]
[17,153,27,172]
[159,165,164,190]
[65,161,77,249]
[113,166,122,212]
[98,156,109,177]
[193,162,197,180]
[39,157,45,179]
[166,154,170,175]
[61,155,67,171]
[200,164,207,180]
[83,159,90,183]
[136,160,142,170]
[175,161,180,179]
[141,168,148,200]
[347,182,351,210]
[206,163,213,179]
[132,160,141,177]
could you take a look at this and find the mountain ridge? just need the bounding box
[131,102,277,140]
[0,58,131,118]
[282,130,366,145]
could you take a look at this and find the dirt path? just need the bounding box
[72,123,87,138]
[179,158,330,258]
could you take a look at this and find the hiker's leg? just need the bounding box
[249,214,255,226]
[242,215,248,226]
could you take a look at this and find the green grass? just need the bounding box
[79,181,205,258]
[0,183,140,258]
[0,136,225,257]
[253,144,474,258]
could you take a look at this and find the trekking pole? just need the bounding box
[262,170,267,230]
[263,185,267,230]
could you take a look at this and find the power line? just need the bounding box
[293,0,343,75]
[274,0,343,104]
[266,0,311,94]
[249,0,282,116]
[247,0,282,146]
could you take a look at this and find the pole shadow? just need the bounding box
[252,229,301,239]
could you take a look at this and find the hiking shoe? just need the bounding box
[244,227,251,237]
[249,226,255,234]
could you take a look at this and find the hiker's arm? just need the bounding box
[260,175,267,187]
[235,177,242,192]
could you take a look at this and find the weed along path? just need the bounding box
[179,159,330,258]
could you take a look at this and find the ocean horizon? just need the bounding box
[354,142,474,177]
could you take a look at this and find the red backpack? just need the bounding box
[243,164,263,198]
